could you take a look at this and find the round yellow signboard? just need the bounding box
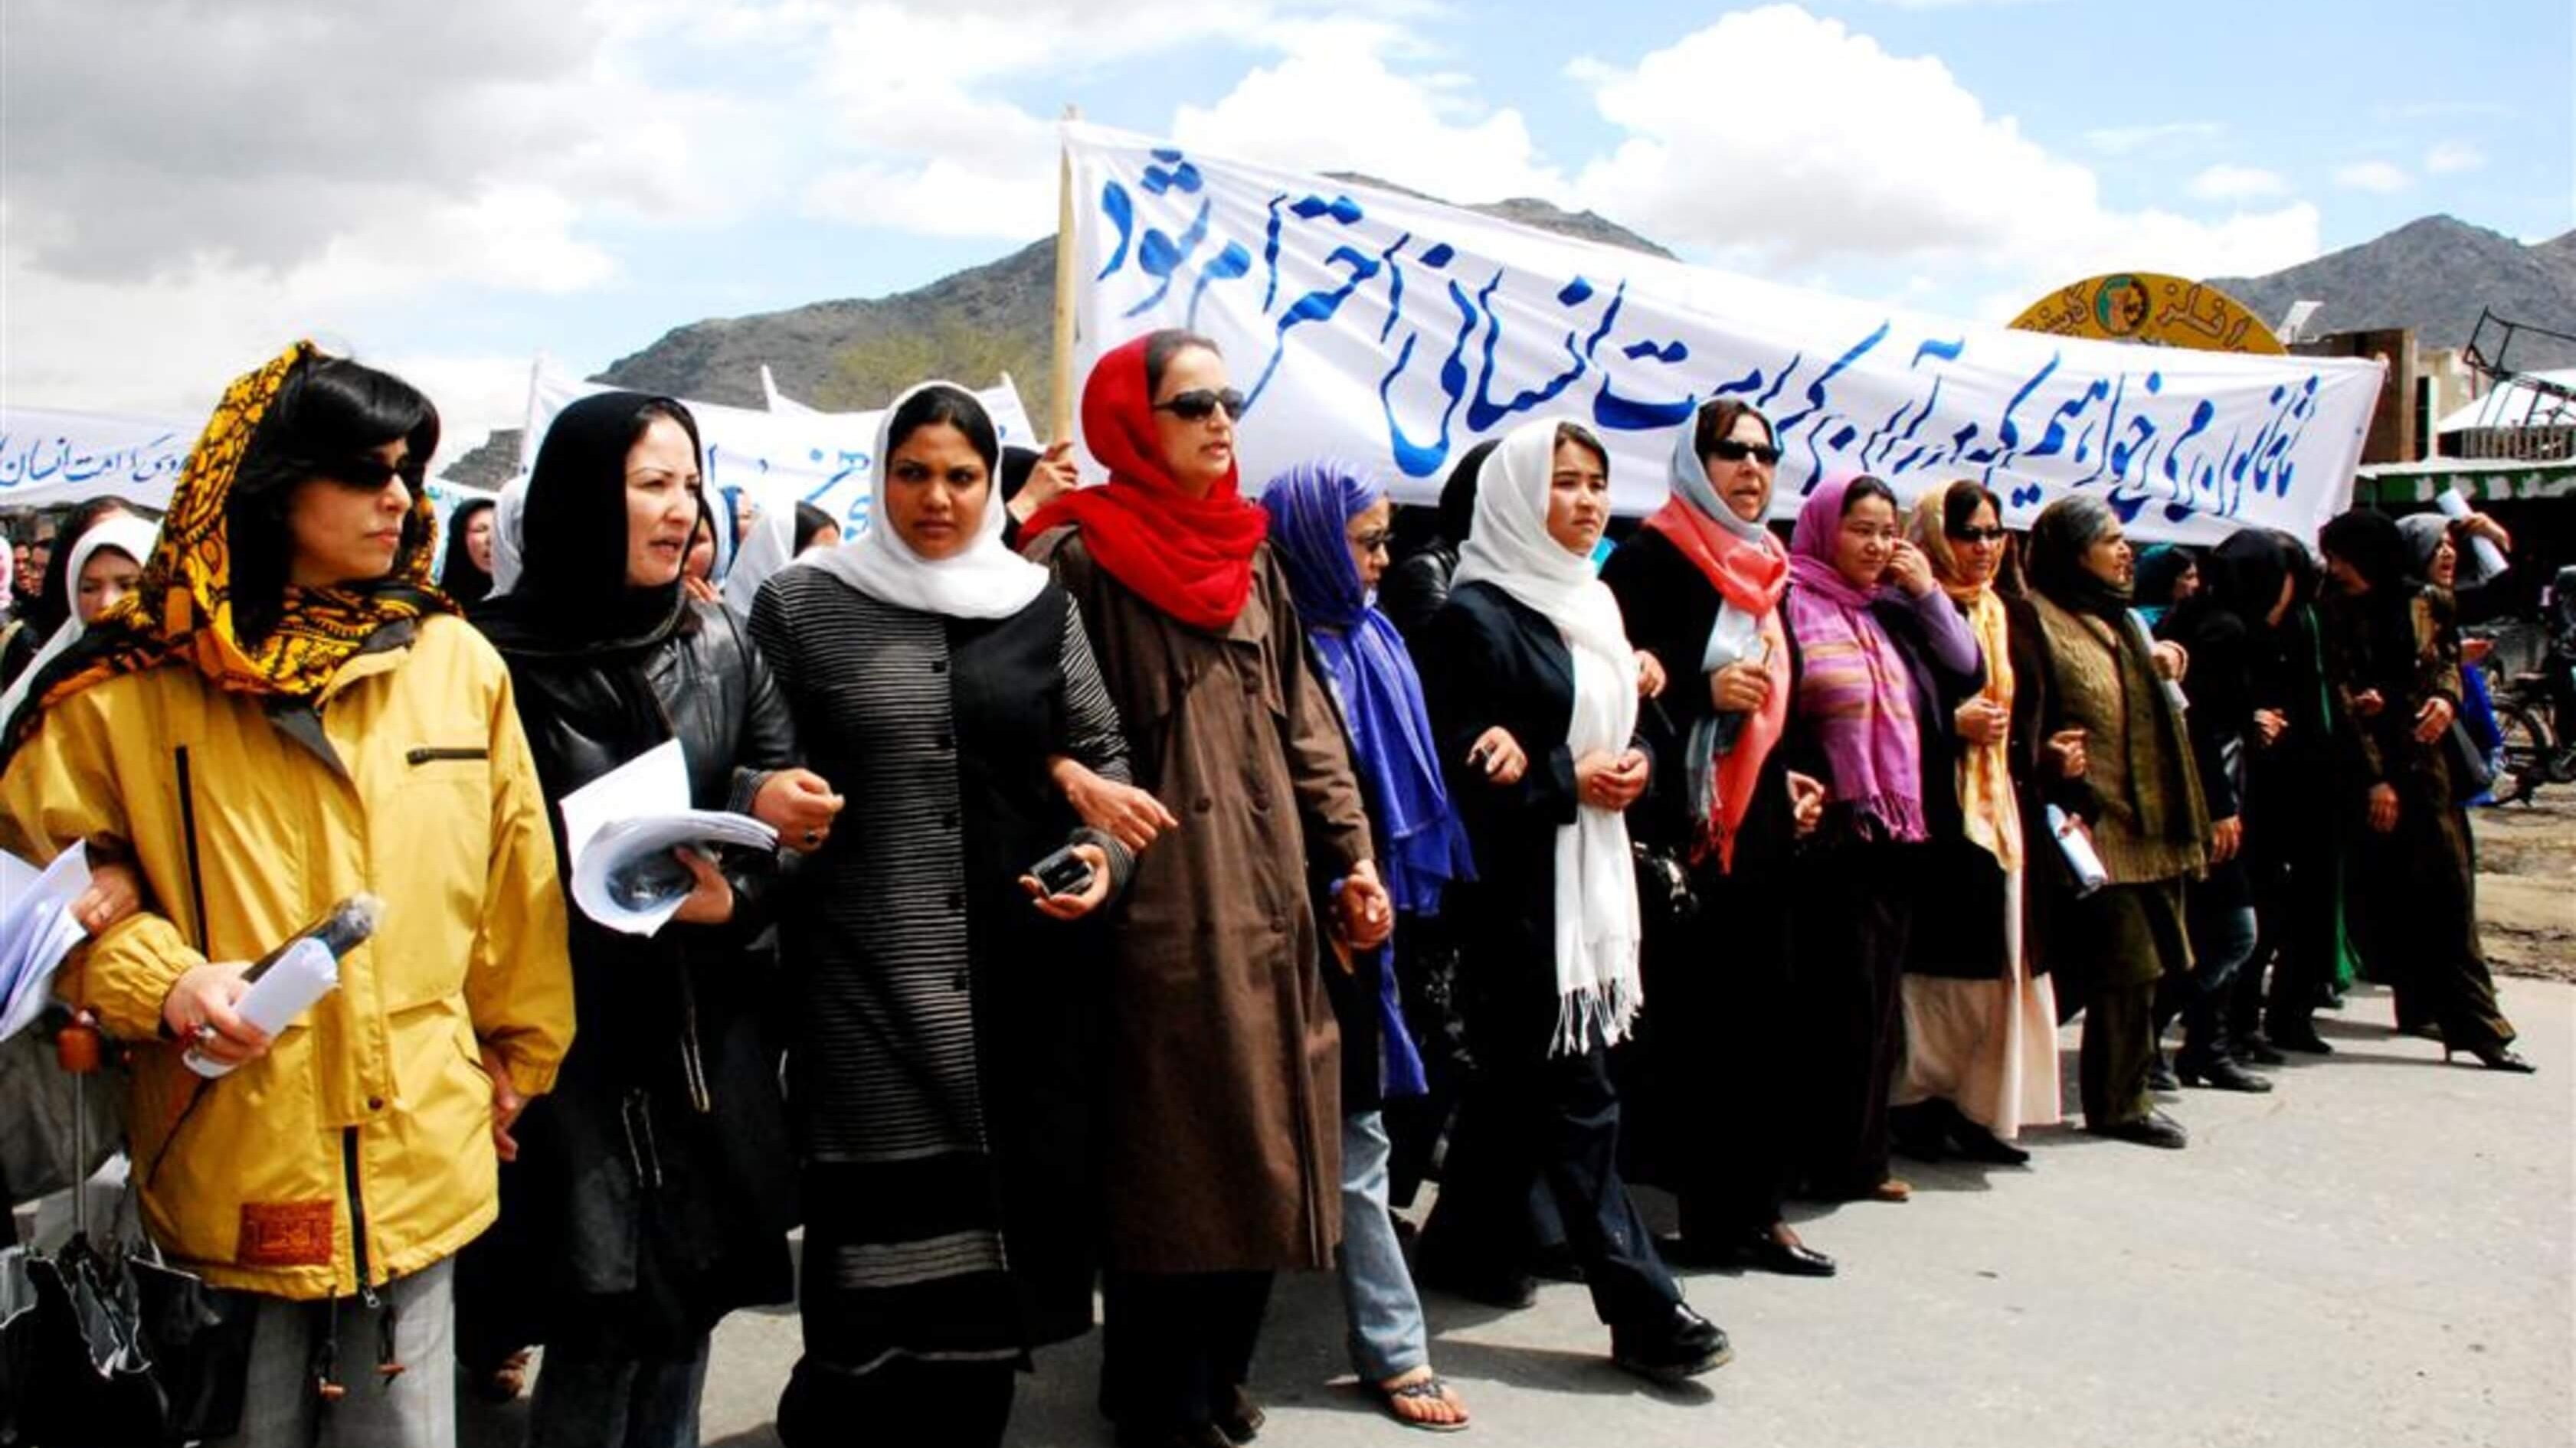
[2009,273,2284,355]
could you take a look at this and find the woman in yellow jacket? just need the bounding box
[0,343,575,1448]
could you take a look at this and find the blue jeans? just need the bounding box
[1336,1111,1430,1381]
[527,1330,711,1448]
[2179,903,2260,1061]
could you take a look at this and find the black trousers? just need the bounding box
[1420,1018,1681,1329]
[776,1355,1017,1448]
[1792,856,1913,1198]
[1098,1270,1272,1433]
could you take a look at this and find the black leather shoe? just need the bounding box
[2145,1052,2180,1093]
[2175,1054,2274,1093]
[1216,1386,1265,1444]
[1946,1119,2033,1166]
[2267,1020,2334,1054]
[1611,1303,1732,1383]
[2090,1111,2188,1149]
[2449,1044,2538,1074]
[2230,1033,2287,1066]
[1738,1234,1837,1278]
[1888,1102,1952,1162]
[1415,1250,1539,1310]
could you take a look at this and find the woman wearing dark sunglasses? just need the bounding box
[1885,480,2078,1167]
[1605,400,1837,1276]
[1023,329,1392,1448]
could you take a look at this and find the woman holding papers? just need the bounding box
[751,381,1137,1448]
[1885,480,2074,1162]
[473,389,836,1448]
[1023,331,1393,1448]
[1603,400,1835,1276]
[0,342,575,1448]
[2024,495,2211,1146]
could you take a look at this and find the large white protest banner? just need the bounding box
[0,407,195,512]
[522,364,1038,534]
[1064,123,2381,542]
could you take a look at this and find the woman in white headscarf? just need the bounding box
[1408,415,1730,1386]
[0,509,162,741]
[747,382,1141,1447]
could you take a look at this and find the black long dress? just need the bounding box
[1602,527,1803,1244]
[748,571,1134,1386]
[1412,579,1684,1330]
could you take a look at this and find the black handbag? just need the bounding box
[1632,841,1700,926]
[2443,716,2495,804]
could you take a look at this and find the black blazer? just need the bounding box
[1416,580,1648,1047]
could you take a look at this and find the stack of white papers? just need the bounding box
[0,844,95,1042]
[560,738,778,937]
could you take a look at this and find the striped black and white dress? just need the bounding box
[748,568,1134,1375]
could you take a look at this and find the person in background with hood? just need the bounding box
[1605,400,1837,1276]
[471,391,842,1448]
[2023,495,2210,1148]
[0,343,575,1448]
[1377,439,1496,643]
[439,496,497,606]
[1023,329,1391,1448]
[2132,543,2199,629]
[2319,511,2529,1072]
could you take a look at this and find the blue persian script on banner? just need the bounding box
[1062,123,2381,543]
[0,407,195,512]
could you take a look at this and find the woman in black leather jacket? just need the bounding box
[471,391,844,1448]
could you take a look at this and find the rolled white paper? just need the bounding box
[2047,803,2110,898]
[185,936,341,1079]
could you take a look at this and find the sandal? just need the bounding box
[1377,1373,1471,1433]
[469,1348,532,1404]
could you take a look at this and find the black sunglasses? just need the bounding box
[1949,525,2009,543]
[1708,439,1781,466]
[321,454,427,491]
[1153,388,1247,423]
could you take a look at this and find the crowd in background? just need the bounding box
[0,333,2553,1448]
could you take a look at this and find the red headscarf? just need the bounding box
[1020,333,1268,631]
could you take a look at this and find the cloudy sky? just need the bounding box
[5,0,2566,455]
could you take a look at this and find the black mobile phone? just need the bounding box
[1031,845,1095,897]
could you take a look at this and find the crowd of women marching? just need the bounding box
[0,329,2536,1448]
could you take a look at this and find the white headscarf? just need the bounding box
[722,503,797,615]
[797,380,1050,620]
[485,472,531,598]
[1453,417,1644,1054]
[0,511,162,732]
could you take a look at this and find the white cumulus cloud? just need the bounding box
[2333,160,2413,193]
[2425,141,2487,175]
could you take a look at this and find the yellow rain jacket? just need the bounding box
[0,613,574,1299]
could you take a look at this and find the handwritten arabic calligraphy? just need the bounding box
[1076,131,2373,540]
[0,429,189,493]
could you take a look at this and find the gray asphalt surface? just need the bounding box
[466,976,2574,1447]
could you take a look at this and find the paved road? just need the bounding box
[466,977,2574,1447]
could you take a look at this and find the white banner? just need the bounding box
[1065,123,2382,543]
[0,407,195,512]
[522,363,1039,536]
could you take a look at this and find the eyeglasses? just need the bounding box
[1350,528,1392,556]
[1153,388,1247,423]
[1708,439,1780,466]
[1949,526,2009,543]
[322,455,427,491]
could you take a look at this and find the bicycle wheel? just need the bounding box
[2493,701,2555,803]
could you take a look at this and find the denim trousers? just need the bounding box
[1336,1110,1431,1381]
[527,1329,712,1448]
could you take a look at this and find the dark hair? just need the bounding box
[1436,439,1497,544]
[1941,479,2003,537]
[1142,328,1222,397]
[884,384,1000,476]
[794,501,836,552]
[34,495,143,635]
[1553,420,1611,474]
[437,497,496,605]
[226,355,440,642]
[999,444,1042,505]
[1841,475,1898,515]
[1694,399,1775,461]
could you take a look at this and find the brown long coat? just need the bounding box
[1028,529,1370,1273]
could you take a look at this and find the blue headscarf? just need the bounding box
[1263,460,1478,1097]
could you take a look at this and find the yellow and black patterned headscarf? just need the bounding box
[4,342,454,756]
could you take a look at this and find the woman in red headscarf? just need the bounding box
[1023,329,1392,1448]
